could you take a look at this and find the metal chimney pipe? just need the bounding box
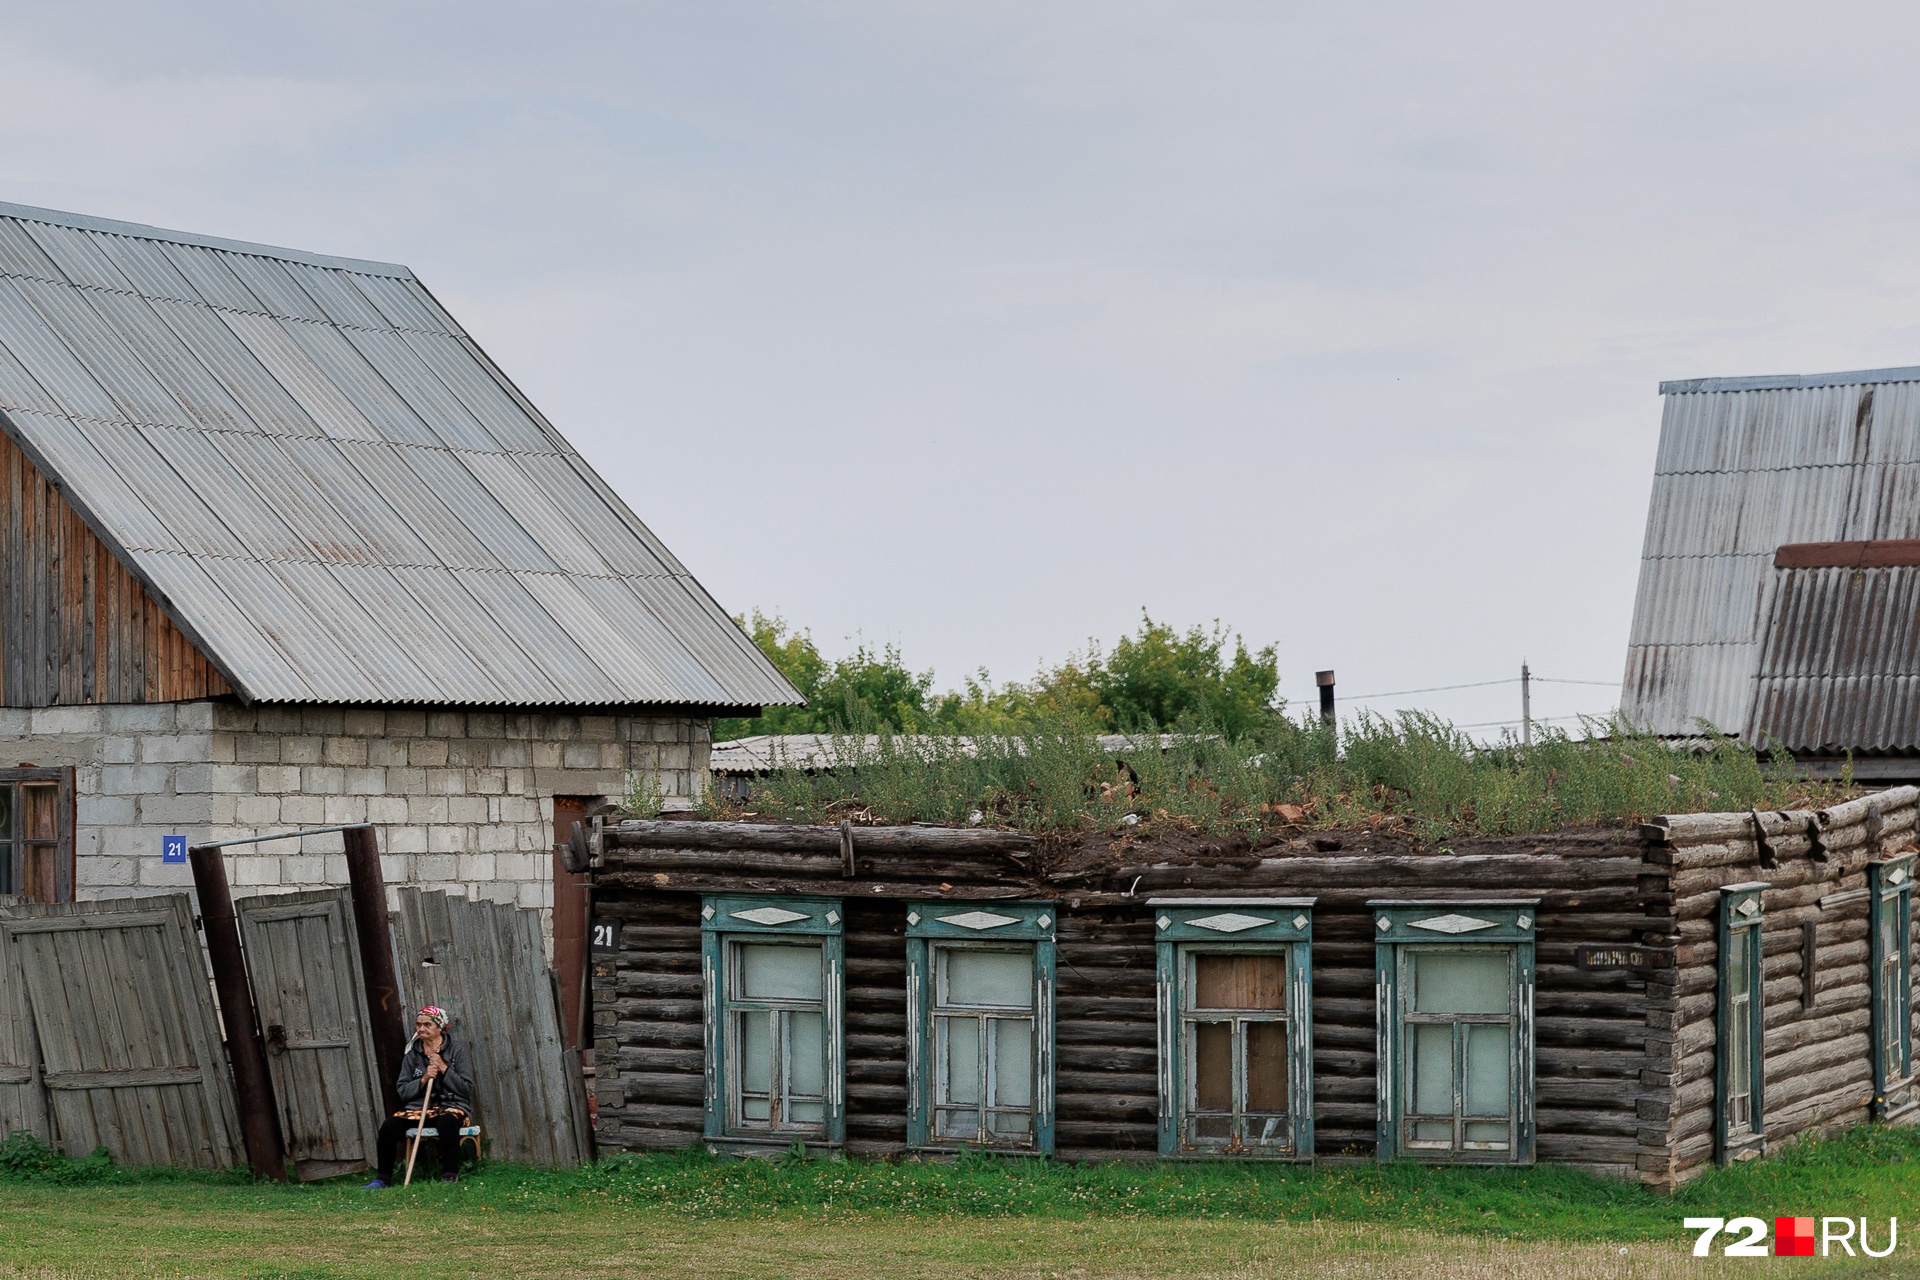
[1316,670,1336,724]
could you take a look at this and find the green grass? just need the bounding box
[720,714,1854,840]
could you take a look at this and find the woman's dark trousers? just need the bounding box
[376,1115,463,1180]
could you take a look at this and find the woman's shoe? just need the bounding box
[363,1178,388,1189]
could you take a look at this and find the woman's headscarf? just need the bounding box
[418,1005,449,1030]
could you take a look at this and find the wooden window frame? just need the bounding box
[1869,856,1915,1121]
[0,767,75,903]
[1372,900,1537,1165]
[1152,898,1315,1160]
[905,900,1056,1155]
[699,894,845,1154]
[1716,882,1768,1164]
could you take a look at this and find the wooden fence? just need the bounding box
[394,888,593,1167]
[0,894,242,1168]
[0,886,590,1175]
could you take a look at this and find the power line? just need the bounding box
[1342,675,1617,700]
[1452,713,1605,731]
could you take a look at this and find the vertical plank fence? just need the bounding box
[393,888,591,1167]
[236,889,384,1181]
[0,894,242,1168]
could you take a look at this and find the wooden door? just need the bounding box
[237,889,384,1181]
[0,895,242,1167]
[552,797,591,1048]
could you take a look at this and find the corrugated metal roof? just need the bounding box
[0,201,799,709]
[710,733,1186,774]
[1624,369,1920,744]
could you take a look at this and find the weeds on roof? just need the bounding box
[709,712,1853,840]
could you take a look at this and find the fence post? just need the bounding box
[187,843,287,1182]
[344,825,406,1113]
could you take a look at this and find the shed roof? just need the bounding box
[1623,366,1920,746]
[0,201,798,709]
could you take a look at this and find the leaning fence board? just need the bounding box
[237,889,384,1181]
[0,895,241,1168]
[0,897,50,1143]
[393,889,590,1167]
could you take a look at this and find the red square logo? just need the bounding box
[1776,1217,1816,1257]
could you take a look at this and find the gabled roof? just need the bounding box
[0,201,798,708]
[1623,366,1920,746]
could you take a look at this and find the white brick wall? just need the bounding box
[0,703,710,914]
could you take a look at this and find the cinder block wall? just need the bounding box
[0,702,710,910]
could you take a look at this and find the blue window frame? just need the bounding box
[1716,882,1767,1164]
[905,901,1056,1154]
[1153,899,1315,1159]
[700,895,845,1152]
[1372,900,1537,1165]
[1870,856,1915,1120]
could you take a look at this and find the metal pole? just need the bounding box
[187,843,287,1182]
[343,824,406,1113]
[1521,661,1532,747]
[1316,669,1336,725]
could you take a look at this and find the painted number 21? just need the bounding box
[1685,1218,1770,1257]
[591,923,616,948]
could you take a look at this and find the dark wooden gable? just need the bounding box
[1,429,230,707]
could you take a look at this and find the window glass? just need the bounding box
[1192,954,1286,1011]
[1413,951,1509,1014]
[1464,1024,1510,1115]
[740,943,822,1002]
[740,1012,772,1119]
[943,1018,981,1105]
[944,950,1032,1008]
[1412,1023,1453,1116]
[993,1020,1034,1108]
[1728,931,1749,998]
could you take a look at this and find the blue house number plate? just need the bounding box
[162,835,187,864]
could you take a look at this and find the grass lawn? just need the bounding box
[0,1126,1914,1278]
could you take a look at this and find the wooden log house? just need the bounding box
[590,789,1920,1188]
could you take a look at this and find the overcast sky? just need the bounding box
[6,3,1919,734]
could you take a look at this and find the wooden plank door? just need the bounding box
[236,889,384,1181]
[1,895,242,1168]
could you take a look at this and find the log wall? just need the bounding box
[591,821,1657,1178]
[0,429,229,707]
[1636,787,1920,1190]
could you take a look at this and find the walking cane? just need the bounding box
[402,1071,437,1187]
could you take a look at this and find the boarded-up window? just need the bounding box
[0,770,73,903]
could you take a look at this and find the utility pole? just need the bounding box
[1521,661,1532,747]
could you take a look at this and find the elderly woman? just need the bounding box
[364,1006,474,1187]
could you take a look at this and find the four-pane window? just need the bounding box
[932,946,1036,1142]
[1373,901,1536,1165]
[906,901,1056,1152]
[700,895,845,1152]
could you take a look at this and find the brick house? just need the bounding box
[0,201,797,1021]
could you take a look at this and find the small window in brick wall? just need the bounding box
[0,769,74,903]
[1870,856,1915,1120]
[1153,899,1316,1159]
[700,896,845,1153]
[1717,883,1768,1164]
[1373,900,1538,1165]
[905,901,1057,1154]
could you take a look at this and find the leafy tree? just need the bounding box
[714,612,936,740]
[1089,613,1280,737]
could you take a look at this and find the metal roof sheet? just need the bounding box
[0,201,798,709]
[1625,369,1920,744]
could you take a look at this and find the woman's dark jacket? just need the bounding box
[395,1032,475,1117]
